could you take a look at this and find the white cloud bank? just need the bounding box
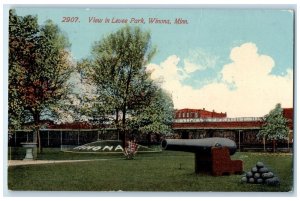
[147,43,293,117]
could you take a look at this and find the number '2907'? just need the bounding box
[62,17,80,23]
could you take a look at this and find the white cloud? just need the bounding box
[183,48,218,73]
[147,42,293,117]
[183,60,203,73]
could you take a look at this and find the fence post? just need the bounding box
[78,130,80,145]
[60,130,62,147]
[238,130,241,151]
[14,131,17,146]
[48,131,50,146]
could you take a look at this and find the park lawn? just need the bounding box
[7,150,294,192]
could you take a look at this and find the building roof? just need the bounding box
[173,108,293,130]
[172,119,263,130]
[44,108,293,131]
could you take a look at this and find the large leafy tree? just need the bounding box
[128,88,174,136]
[9,10,74,152]
[89,26,162,146]
[257,103,289,152]
[9,10,39,129]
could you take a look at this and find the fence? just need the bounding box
[8,128,161,148]
[8,128,292,152]
[8,129,119,148]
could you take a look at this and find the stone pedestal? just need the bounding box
[21,142,37,160]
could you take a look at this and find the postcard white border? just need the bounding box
[1,1,299,200]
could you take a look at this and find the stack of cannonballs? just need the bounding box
[241,162,280,186]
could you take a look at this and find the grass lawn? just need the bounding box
[7,148,294,192]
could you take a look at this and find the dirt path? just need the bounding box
[7,159,106,166]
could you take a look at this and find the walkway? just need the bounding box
[7,159,104,167]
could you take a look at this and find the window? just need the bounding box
[182,113,185,118]
[195,113,198,118]
[187,113,189,118]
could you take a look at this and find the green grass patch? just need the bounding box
[8,150,293,192]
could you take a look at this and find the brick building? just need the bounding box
[175,108,227,119]
[172,108,293,150]
[9,107,293,151]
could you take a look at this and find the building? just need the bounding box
[172,108,293,150]
[9,107,293,151]
[175,108,227,119]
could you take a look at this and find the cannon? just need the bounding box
[161,138,243,175]
[161,137,237,155]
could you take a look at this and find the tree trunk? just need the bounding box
[115,109,119,127]
[121,106,127,148]
[147,133,151,146]
[33,111,42,153]
[37,128,42,153]
[272,139,276,153]
[115,109,120,141]
[33,126,42,153]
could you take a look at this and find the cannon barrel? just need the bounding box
[161,137,237,155]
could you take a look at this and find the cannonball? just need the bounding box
[258,167,269,174]
[251,167,258,173]
[254,173,261,179]
[248,178,255,183]
[265,177,280,186]
[241,176,247,183]
[256,178,263,184]
[262,172,274,179]
[256,162,264,169]
[246,171,253,178]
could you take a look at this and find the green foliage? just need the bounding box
[129,88,174,135]
[9,9,40,129]
[257,103,289,141]
[91,26,157,117]
[9,10,74,153]
[85,26,174,136]
[9,9,74,129]
[76,58,117,123]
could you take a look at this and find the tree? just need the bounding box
[128,88,174,136]
[76,59,114,128]
[9,10,39,130]
[9,10,74,152]
[257,103,289,152]
[89,26,158,146]
[52,60,99,124]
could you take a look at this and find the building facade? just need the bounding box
[9,107,293,151]
[175,108,227,119]
[172,108,293,151]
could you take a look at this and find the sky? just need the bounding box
[13,7,294,117]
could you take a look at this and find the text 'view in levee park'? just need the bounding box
[7,7,294,192]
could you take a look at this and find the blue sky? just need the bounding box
[13,7,294,117]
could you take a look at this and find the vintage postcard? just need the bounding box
[5,5,295,195]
